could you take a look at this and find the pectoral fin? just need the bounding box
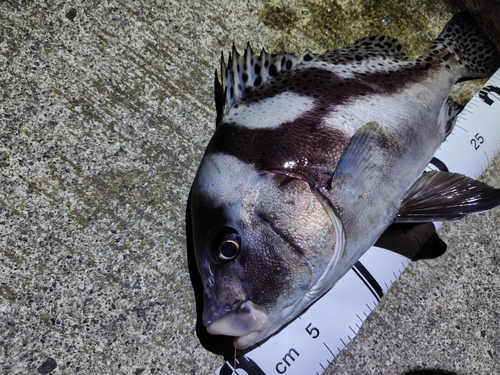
[332,121,399,194]
[375,223,447,260]
[396,171,500,222]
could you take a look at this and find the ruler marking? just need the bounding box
[339,338,347,348]
[352,261,383,301]
[349,325,357,335]
[323,342,335,358]
[484,150,490,165]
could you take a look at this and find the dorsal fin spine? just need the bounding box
[220,51,227,94]
[215,43,317,123]
[230,43,240,100]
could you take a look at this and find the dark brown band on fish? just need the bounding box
[232,64,438,110]
[208,117,349,188]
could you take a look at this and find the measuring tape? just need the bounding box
[216,68,500,375]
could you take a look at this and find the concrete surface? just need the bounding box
[1,1,499,374]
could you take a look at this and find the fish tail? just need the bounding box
[429,12,500,79]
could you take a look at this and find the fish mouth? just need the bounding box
[205,301,269,349]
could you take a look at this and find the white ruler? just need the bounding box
[216,69,500,375]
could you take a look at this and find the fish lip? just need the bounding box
[205,301,269,349]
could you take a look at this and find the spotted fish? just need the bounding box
[190,12,500,349]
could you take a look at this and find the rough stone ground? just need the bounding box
[1,1,499,374]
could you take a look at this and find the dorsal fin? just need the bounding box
[214,43,318,126]
[213,37,406,126]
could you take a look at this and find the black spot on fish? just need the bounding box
[254,76,262,86]
[303,53,313,61]
[242,73,248,83]
[269,63,277,76]
[254,64,261,75]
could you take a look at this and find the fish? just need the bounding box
[190,12,500,350]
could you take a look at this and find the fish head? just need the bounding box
[191,152,344,348]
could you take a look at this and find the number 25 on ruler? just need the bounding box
[471,133,484,150]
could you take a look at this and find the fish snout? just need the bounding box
[202,296,243,326]
[201,267,247,326]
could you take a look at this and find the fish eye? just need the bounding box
[213,227,241,262]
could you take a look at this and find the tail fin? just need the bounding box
[428,12,500,79]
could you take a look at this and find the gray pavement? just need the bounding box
[1,1,499,374]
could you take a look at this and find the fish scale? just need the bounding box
[190,11,500,352]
